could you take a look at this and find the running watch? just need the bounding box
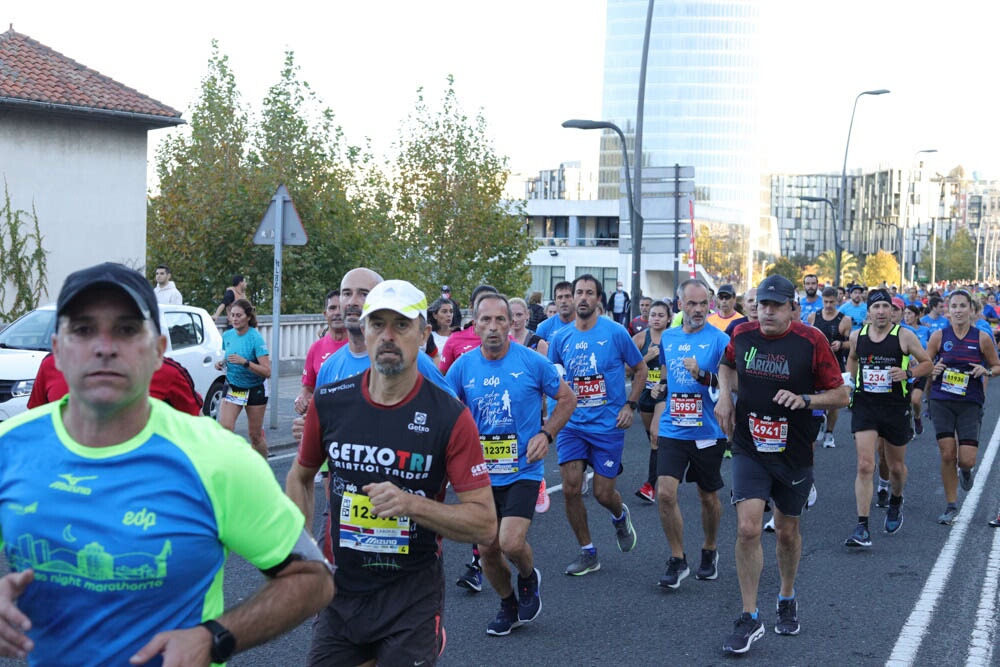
[200,619,236,663]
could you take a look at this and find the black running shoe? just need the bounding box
[775,598,800,636]
[845,523,872,548]
[695,548,718,581]
[723,612,765,654]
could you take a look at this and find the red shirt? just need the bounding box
[28,353,204,416]
[302,335,349,388]
[439,326,484,374]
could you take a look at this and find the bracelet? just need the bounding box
[539,429,554,444]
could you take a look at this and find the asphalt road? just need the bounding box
[4,376,1000,666]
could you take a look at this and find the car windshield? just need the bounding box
[0,309,56,351]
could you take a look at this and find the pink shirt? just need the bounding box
[303,335,349,388]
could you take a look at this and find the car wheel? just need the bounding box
[204,379,226,419]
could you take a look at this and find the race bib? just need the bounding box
[339,491,411,554]
[748,414,788,453]
[646,368,662,390]
[861,366,892,393]
[670,392,703,427]
[481,433,519,475]
[224,387,249,406]
[575,374,607,408]
[941,368,970,396]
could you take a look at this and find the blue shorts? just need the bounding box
[556,427,625,479]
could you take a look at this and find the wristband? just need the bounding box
[243,360,251,368]
[539,429,554,444]
[800,394,811,409]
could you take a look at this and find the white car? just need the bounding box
[0,303,227,421]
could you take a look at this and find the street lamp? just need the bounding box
[900,148,937,287]
[837,88,890,287]
[563,119,643,317]
[800,196,839,283]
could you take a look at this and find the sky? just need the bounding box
[6,0,1000,182]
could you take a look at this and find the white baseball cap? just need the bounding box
[361,280,428,321]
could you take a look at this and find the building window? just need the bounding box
[531,266,566,301]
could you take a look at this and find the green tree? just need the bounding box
[861,250,900,287]
[389,77,537,301]
[918,227,977,282]
[766,256,799,281]
[815,249,861,286]
[0,180,48,320]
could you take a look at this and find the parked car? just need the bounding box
[0,303,227,421]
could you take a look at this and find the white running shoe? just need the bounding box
[807,483,817,508]
[823,432,836,448]
[763,516,775,533]
[581,472,591,496]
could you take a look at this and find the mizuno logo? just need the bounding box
[596,340,608,346]
[60,474,97,486]
[510,372,524,379]
[699,344,709,349]
[50,474,98,496]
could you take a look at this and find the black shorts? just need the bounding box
[307,561,445,667]
[930,399,983,443]
[224,382,268,407]
[492,479,540,520]
[656,437,726,492]
[851,399,912,446]
[730,452,813,518]
[910,376,929,393]
[638,386,666,413]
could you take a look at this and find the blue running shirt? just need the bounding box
[448,343,562,483]
[316,346,455,397]
[799,296,823,323]
[657,325,729,440]
[549,317,643,431]
[222,326,269,388]
[0,399,303,666]
[838,302,868,331]
[535,315,575,342]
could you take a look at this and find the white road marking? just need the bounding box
[966,520,1000,666]
[547,470,593,495]
[269,451,298,462]
[886,416,1000,666]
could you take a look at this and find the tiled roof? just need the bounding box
[0,27,183,126]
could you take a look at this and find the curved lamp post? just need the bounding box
[563,119,643,316]
[837,89,890,287]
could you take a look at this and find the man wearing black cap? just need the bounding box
[843,288,932,548]
[707,284,741,332]
[441,285,462,330]
[0,263,333,665]
[838,284,868,331]
[715,274,848,654]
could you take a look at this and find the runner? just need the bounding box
[633,300,670,503]
[920,296,950,335]
[439,285,501,374]
[549,274,647,575]
[287,280,496,666]
[648,280,729,589]
[295,289,349,413]
[903,304,932,435]
[798,274,823,323]
[925,289,1000,525]
[843,289,932,547]
[707,284,742,332]
[715,275,847,654]
[838,284,868,331]
[808,286,851,448]
[535,281,575,342]
[447,293,575,635]
[629,296,654,335]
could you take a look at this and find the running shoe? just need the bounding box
[938,507,959,525]
[875,489,890,509]
[486,599,522,636]
[823,432,836,448]
[613,504,637,552]
[960,467,975,491]
[989,510,1000,528]
[695,548,719,581]
[814,414,827,447]
[913,416,924,435]
[635,482,656,504]
[658,555,689,589]
[456,563,483,592]
[844,523,872,548]
[723,612,765,654]
[807,484,817,509]
[580,472,590,496]
[775,598,800,636]
[723,444,733,459]
[517,568,541,623]
[564,549,600,576]
[884,502,903,534]
[763,516,775,533]
[535,479,550,514]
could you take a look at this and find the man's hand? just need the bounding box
[888,366,909,382]
[525,433,549,463]
[129,626,212,666]
[292,416,305,444]
[714,398,734,440]
[364,482,411,519]
[773,389,808,410]
[650,382,666,400]
[0,570,34,659]
[615,404,635,430]
[682,356,701,380]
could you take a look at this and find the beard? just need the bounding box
[374,343,405,376]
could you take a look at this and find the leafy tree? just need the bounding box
[389,76,536,301]
[918,227,977,282]
[766,257,799,282]
[0,180,48,320]
[815,249,861,286]
[861,250,900,287]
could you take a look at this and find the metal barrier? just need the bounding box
[216,314,326,361]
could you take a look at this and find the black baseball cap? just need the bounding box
[441,285,451,293]
[57,262,161,333]
[717,284,735,297]
[756,275,796,304]
[849,284,864,293]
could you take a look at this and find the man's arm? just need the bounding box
[364,482,497,546]
[527,380,575,462]
[130,559,334,666]
[714,363,737,439]
[286,461,319,530]
[897,328,933,380]
[0,570,35,659]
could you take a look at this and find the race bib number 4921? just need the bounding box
[339,491,411,554]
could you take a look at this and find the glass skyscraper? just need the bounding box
[600,0,762,283]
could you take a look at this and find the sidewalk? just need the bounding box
[230,368,304,454]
